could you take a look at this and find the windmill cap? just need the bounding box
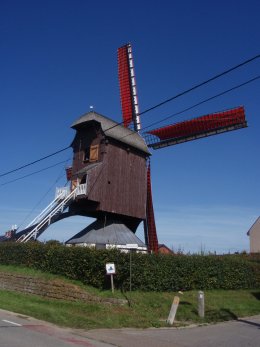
[71,111,150,155]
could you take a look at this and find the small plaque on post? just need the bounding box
[106,263,116,275]
[106,263,116,293]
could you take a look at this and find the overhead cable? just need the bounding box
[117,75,260,142]
[16,160,70,230]
[104,54,260,133]
[141,75,260,132]
[0,146,70,178]
[0,159,69,187]
[1,54,259,179]
[139,54,260,116]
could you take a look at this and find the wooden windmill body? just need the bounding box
[68,111,149,229]
[64,111,150,250]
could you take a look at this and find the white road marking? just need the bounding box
[2,319,22,326]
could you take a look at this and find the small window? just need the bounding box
[84,146,90,161]
[89,144,99,162]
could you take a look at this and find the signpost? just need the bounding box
[106,263,116,293]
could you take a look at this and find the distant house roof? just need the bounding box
[71,111,150,155]
[66,219,146,247]
[158,244,174,254]
[247,216,260,236]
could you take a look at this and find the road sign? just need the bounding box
[106,263,116,275]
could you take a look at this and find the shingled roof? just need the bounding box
[71,111,150,155]
[66,219,146,248]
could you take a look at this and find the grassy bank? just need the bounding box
[0,265,259,329]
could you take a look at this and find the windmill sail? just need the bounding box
[145,106,247,149]
[118,43,158,253]
[118,44,141,131]
[145,161,159,253]
[117,44,248,254]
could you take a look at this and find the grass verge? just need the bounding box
[0,265,259,329]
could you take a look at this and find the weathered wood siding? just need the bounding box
[70,121,147,220]
[87,141,147,219]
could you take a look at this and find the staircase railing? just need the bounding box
[25,187,70,229]
[17,185,84,243]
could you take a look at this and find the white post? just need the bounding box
[198,291,205,318]
[167,296,180,325]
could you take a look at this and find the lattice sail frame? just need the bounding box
[118,44,141,131]
[145,106,247,149]
[118,43,158,253]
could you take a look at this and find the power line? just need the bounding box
[16,159,70,230]
[0,159,69,187]
[141,75,260,132]
[104,54,260,133]
[1,75,258,187]
[2,72,255,187]
[117,75,260,142]
[0,146,70,178]
[139,54,260,116]
[1,54,259,180]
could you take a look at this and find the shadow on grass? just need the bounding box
[179,301,192,306]
[251,292,260,300]
[205,309,238,321]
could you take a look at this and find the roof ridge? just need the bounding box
[247,216,260,236]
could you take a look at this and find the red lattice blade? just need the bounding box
[146,106,247,149]
[118,44,141,130]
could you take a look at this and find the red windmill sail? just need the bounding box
[145,161,159,252]
[118,43,158,253]
[146,106,247,149]
[118,44,141,131]
[118,43,248,254]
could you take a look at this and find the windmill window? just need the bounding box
[89,144,99,162]
[84,144,99,162]
[84,146,90,161]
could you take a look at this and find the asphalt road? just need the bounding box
[0,309,259,347]
[84,316,260,347]
[0,309,113,347]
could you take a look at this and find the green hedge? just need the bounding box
[0,243,259,291]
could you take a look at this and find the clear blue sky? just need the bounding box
[0,0,259,253]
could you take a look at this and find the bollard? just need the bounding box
[198,291,205,318]
[167,296,180,325]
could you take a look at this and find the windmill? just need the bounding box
[4,43,247,251]
[117,43,247,253]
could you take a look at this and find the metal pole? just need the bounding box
[110,274,114,293]
[130,250,132,292]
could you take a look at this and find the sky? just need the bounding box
[0,0,259,253]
